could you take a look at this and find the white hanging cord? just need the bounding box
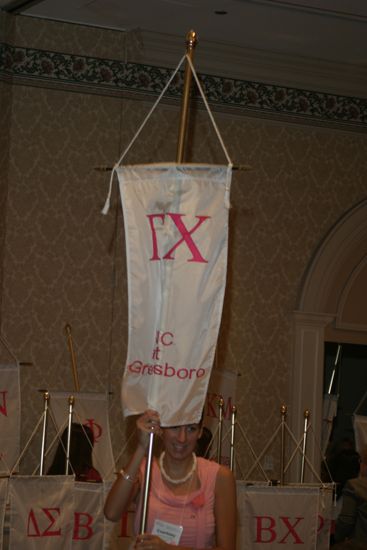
[102,54,187,215]
[185,54,233,167]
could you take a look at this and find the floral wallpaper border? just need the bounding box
[1,42,367,129]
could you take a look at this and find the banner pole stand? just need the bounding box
[300,409,310,483]
[280,404,287,485]
[230,405,237,472]
[65,395,75,475]
[39,391,50,475]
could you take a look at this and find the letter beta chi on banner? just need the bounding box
[9,476,74,549]
[0,364,21,474]
[49,392,115,480]
[236,484,333,550]
[117,164,232,426]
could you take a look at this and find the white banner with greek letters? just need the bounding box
[8,476,74,549]
[118,164,232,427]
[236,483,332,549]
[0,364,20,474]
[49,392,115,480]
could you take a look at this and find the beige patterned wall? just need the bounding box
[0,15,13,319]
[1,14,367,476]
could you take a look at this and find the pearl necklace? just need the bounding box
[159,451,197,485]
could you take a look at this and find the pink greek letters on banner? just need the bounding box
[147,213,210,262]
[236,483,333,549]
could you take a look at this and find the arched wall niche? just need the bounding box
[290,198,367,479]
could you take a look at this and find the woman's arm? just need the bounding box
[214,465,237,550]
[103,443,144,521]
[104,410,161,522]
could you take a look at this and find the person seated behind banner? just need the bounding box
[328,445,361,501]
[333,445,367,548]
[104,409,236,550]
[196,426,213,459]
[47,423,102,483]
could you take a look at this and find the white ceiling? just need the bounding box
[2,0,367,96]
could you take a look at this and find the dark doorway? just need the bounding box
[324,342,367,450]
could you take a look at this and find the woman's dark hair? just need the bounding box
[47,423,94,477]
[196,426,213,458]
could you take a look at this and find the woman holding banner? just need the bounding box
[104,409,236,550]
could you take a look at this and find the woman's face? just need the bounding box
[161,423,203,460]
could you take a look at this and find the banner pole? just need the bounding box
[176,30,198,163]
[230,405,236,472]
[300,409,310,483]
[65,324,80,392]
[139,431,155,534]
[65,395,75,475]
[39,391,49,475]
[217,397,224,464]
[280,404,287,485]
[139,30,197,533]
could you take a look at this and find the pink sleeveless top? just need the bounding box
[134,457,220,548]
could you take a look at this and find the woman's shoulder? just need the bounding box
[197,457,232,485]
[197,456,220,471]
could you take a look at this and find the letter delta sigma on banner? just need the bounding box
[117,164,232,427]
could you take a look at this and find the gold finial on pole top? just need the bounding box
[304,409,310,419]
[176,30,198,164]
[65,324,80,392]
[280,404,287,416]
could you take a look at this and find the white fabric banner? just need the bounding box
[236,483,330,549]
[118,164,232,426]
[8,476,74,549]
[49,392,115,480]
[0,364,20,474]
[0,478,8,550]
[353,414,367,455]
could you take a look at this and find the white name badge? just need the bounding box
[152,519,183,545]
